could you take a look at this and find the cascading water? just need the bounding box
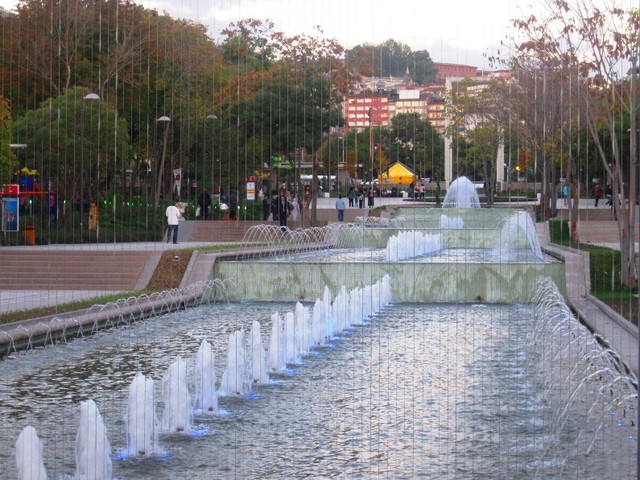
[385,230,444,261]
[75,399,112,480]
[440,213,464,229]
[493,210,544,261]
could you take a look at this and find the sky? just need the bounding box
[0,0,627,70]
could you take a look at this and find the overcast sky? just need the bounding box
[0,0,628,69]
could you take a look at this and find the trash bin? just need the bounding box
[23,225,36,245]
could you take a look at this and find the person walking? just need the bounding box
[347,187,355,207]
[277,192,292,231]
[594,182,603,207]
[165,199,181,244]
[335,194,346,222]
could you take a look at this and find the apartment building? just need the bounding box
[343,62,481,134]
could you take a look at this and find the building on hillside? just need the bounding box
[344,95,390,129]
[434,62,478,80]
[388,89,426,118]
[345,88,447,134]
[344,63,487,134]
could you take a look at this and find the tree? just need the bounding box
[0,96,16,186]
[0,0,94,112]
[512,0,639,287]
[383,113,444,181]
[12,87,130,224]
[345,39,437,85]
[214,25,348,225]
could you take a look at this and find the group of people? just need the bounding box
[167,182,387,241]
[561,181,614,208]
[410,181,427,199]
[261,190,298,231]
[593,182,613,208]
[346,186,376,209]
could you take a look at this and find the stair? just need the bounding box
[0,250,152,290]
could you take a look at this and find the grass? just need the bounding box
[0,291,148,325]
[548,219,634,298]
[548,219,638,326]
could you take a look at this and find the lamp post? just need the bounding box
[206,113,217,200]
[338,136,344,190]
[154,115,171,208]
[354,131,359,181]
[368,107,374,188]
[84,92,100,241]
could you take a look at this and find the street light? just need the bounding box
[354,131,359,181]
[84,92,100,241]
[154,115,171,208]
[338,137,344,190]
[368,108,374,188]
[206,113,217,197]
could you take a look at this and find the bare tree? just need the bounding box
[513,0,638,287]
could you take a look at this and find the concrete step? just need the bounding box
[0,251,151,291]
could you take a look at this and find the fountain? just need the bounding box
[493,210,544,261]
[161,357,192,433]
[269,312,287,373]
[250,321,270,385]
[126,372,158,457]
[75,400,112,480]
[194,340,218,413]
[441,176,481,208]
[15,426,47,480]
[0,196,636,478]
[218,330,252,396]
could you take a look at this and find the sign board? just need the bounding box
[246,181,256,201]
[1,184,19,196]
[2,196,19,232]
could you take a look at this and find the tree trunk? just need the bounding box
[310,154,318,226]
